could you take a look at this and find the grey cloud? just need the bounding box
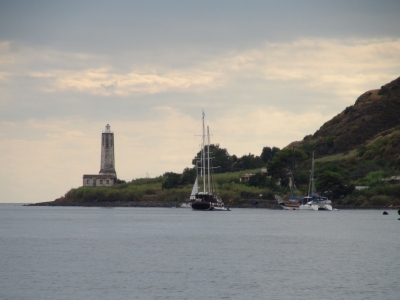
[1,0,400,55]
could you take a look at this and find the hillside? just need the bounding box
[295,76,400,156]
[277,76,400,208]
[31,170,280,209]
[32,77,400,209]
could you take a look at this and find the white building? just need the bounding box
[83,174,116,187]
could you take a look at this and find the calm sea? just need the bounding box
[0,204,399,300]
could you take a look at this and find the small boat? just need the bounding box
[299,151,332,211]
[299,195,332,211]
[191,192,230,211]
[276,195,301,210]
[176,177,197,208]
[176,202,192,208]
[191,111,230,212]
[276,147,302,210]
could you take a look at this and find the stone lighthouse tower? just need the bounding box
[82,124,117,187]
[99,124,116,176]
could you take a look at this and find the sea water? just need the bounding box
[0,204,399,300]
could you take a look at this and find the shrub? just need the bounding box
[370,195,392,206]
[162,172,181,189]
[378,85,389,96]
[355,170,385,187]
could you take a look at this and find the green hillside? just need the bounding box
[296,76,400,156]
[41,169,276,207]
[287,76,400,208]
[36,76,400,208]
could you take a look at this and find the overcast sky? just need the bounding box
[1,0,400,203]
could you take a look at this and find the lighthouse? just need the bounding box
[99,124,116,176]
[82,124,117,187]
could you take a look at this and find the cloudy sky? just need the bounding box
[1,0,400,203]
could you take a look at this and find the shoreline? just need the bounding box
[25,201,399,210]
[26,200,281,209]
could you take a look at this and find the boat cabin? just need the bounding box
[194,192,218,203]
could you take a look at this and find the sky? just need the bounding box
[1,0,400,203]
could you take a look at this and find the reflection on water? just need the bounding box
[1,204,399,300]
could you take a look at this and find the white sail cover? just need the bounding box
[190,177,198,200]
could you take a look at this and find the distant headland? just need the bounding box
[31,77,400,209]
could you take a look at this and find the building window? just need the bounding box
[86,180,90,184]
[100,180,103,184]
[106,180,109,185]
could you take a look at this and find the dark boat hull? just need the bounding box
[192,202,213,211]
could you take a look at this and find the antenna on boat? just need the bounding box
[291,146,297,191]
[207,125,211,194]
[308,151,315,197]
[202,110,206,193]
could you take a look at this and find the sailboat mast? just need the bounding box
[308,151,315,197]
[292,146,295,190]
[202,110,206,193]
[207,126,211,194]
[311,151,315,195]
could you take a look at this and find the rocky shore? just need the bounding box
[27,199,283,209]
[26,200,397,210]
[27,201,181,208]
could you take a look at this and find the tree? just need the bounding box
[294,170,309,185]
[247,173,277,189]
[355,170,385,187]
[180,167,197,185]
[162,168,197,189]
[315,163,348,181]
[260,146,280,163]
[267,148,307,178]
[232,153,265,171]
[162,172,181,189]
[315,171,347,199]
[192,144,233,173]
[248,173,267,188]
[350,161,380,180]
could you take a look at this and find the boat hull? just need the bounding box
[299,203,314,210]
[212,206,230,211]
[275,195,301,210]
[191,201,230,211]
[280,203,300,210]
[192,201,213,211]
[299,203,333,211]
[316,204,333,211]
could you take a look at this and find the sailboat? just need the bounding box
[277,147,302,210]
[299,151,333,211]
[276,194,301,210]
[177,176,197,208]
[191,111,230,211]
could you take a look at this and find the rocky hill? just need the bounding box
[33,77,400,209]
[293,76,400,156]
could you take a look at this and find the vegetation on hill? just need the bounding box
[271,76,400,208]
[296,76,400,155]
[191,144,278,173]
[53,169,277,206]
[47,76,400,208]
